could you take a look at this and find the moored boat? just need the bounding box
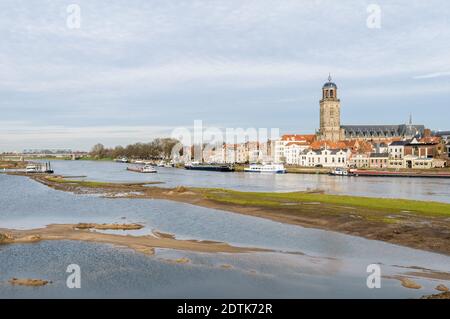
[25,164,38,173]
[126,164,157,173]
[184,162,234,172]
[329,168,353,176]
[114,157,129,163]
[244,164,286,174]
[25,162,54,174]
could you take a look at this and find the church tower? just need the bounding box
[318,75,344,141]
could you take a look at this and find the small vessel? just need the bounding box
[329,168,352,176]
[26,164,39,173]
[244,163,286,174]
[115,157,129,163]
[25,162,54,174]
[126,164,157,173]
[157,161,166,167]
[42,162,54,174]
[185,162,234,172]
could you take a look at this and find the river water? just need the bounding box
[0,162,449,298]
[46,160,450,203]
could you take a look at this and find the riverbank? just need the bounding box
[16,173,450,256]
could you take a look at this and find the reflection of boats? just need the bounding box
[26,162,54,174]
[329,168,352,176]
[184,162,234,172]
[126,164,157,173]
[244,164,286,174]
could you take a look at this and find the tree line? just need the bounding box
[89,138,181,160]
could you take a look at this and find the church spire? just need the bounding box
[328,73,332,82]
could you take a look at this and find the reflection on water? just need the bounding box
[0,173,449,298]
[46,160,450,203]
[0,242,441,299]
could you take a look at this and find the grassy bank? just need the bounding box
[40,174,450,218]
[44,176,161,188]
[203,189,450,218]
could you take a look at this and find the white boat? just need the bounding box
[244,164,286,174]
[26,164,39,173]
[127,164,157,173]
[25,162,54,174]
[157,161,165,167]
[115,157,129,163]
[142,165,157,173]
[329,168,352,176]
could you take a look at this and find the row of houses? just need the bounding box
[181,133,449,169]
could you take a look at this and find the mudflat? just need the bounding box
[11,173,450,256]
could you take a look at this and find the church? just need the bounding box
[317,75,425,142]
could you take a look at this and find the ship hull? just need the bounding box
[185,165,234,172]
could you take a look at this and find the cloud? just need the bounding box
[0,0,450,150]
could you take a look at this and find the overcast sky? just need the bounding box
[0,0,449,151]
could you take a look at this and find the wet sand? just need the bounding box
[21,174,450,256]
[0,224,270,256]
[9,278,51,287]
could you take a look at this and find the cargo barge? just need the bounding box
[347,169,450,179]
[184,162,234,172]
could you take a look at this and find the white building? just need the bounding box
[284,142,311,165]
[349,153,370,168]
[300,149,351,168]
[274,135,316,163]
[388,140,409,159]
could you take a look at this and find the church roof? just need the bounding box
[322,74,337,89]
[342,124,425,137]
[323,82,337,89]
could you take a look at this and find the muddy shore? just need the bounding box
[11,173,448,256]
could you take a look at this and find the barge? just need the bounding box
[184,162,234,172]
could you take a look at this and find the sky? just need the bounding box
[0,0,449,151]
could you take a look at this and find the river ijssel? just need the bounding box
[0,161,449,298]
